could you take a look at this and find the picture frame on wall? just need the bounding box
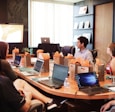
[79,6,88,15]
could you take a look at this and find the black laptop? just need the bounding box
[11,55,21,67]
[75,72,110,96]
[38,64,69,89]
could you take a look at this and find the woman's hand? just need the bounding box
[100,100,115,112]
[100,102,111,112]
[18,89,25,97]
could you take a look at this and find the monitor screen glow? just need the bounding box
[0,24,24,43]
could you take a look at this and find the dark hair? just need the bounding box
[109,43,115,57]
[0,41,8,59]
[78,36,88,47]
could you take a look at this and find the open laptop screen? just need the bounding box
[41,37,50,44]
[75,72,99,88]
[14,55,21,66]
[34,59,44,72]
[52,64,69,81]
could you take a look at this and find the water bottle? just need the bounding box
[64,78,69,87]
[29,48,33,54]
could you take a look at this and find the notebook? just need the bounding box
[41,37,50,44]
[75,72,110,96]
[11,55,21,67]
[38,64,69,89]
[19,59,44,76]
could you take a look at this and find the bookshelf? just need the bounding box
[73,3,94,50]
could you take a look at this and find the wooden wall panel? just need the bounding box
[0,0,7,23]
[94,2,113,64]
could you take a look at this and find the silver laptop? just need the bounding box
[19,59,44,76]
[76,72,110,96]
[38,64,69,89]
[41,37,50,44]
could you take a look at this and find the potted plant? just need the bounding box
[22,47,30,54]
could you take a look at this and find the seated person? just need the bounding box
[0,41,58,111]
[100,43,115,112]
[106,43,115,75]
[0,75,32,112]
[74,36,93,63]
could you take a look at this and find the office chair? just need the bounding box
[28,99,44,112]
[61,46,75,56]
[90,49,98,63]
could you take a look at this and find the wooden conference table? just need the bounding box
[13,62,115,100]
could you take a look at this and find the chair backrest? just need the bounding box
[61,46,75,56]
[90,49,98,63]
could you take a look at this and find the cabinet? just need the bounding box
[73,3,94,50]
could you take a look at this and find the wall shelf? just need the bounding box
[73,2,94,50]
[74,13,93,17]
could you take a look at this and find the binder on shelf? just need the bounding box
[79,6,88,15]
[84,21,90,29]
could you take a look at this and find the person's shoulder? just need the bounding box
[111,58,115,63]
[0,59,11,68]
[85,49,91,53]
[1,59,9,65]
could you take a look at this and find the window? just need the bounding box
[28,0,73,47]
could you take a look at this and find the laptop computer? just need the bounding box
[11,55,21,67]
[75,72,110,96]
[41,37,50,44]
[19,59,44,76]
[38,64,69,89]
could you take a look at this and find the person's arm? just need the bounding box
[100,100,115,112]
[0,75,31,112]
[86,50,93,63]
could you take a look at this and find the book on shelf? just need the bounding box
[79,6,88,15]
[82,33,91,43]
[84,21,90,29]
[74,22,79,29]
[79,21,84,29]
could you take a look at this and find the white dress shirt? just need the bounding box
[74,48,93,63]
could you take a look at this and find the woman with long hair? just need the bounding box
[0,41,57,111]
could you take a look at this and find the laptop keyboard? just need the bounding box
[91,87,106,91]
[80,87,110,96]
[45,79,62,85]
[38,78,63,89]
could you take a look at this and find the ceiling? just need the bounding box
[39,0,84,4]
[54,0,84,3]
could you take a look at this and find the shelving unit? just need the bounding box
[73,3,94,50]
